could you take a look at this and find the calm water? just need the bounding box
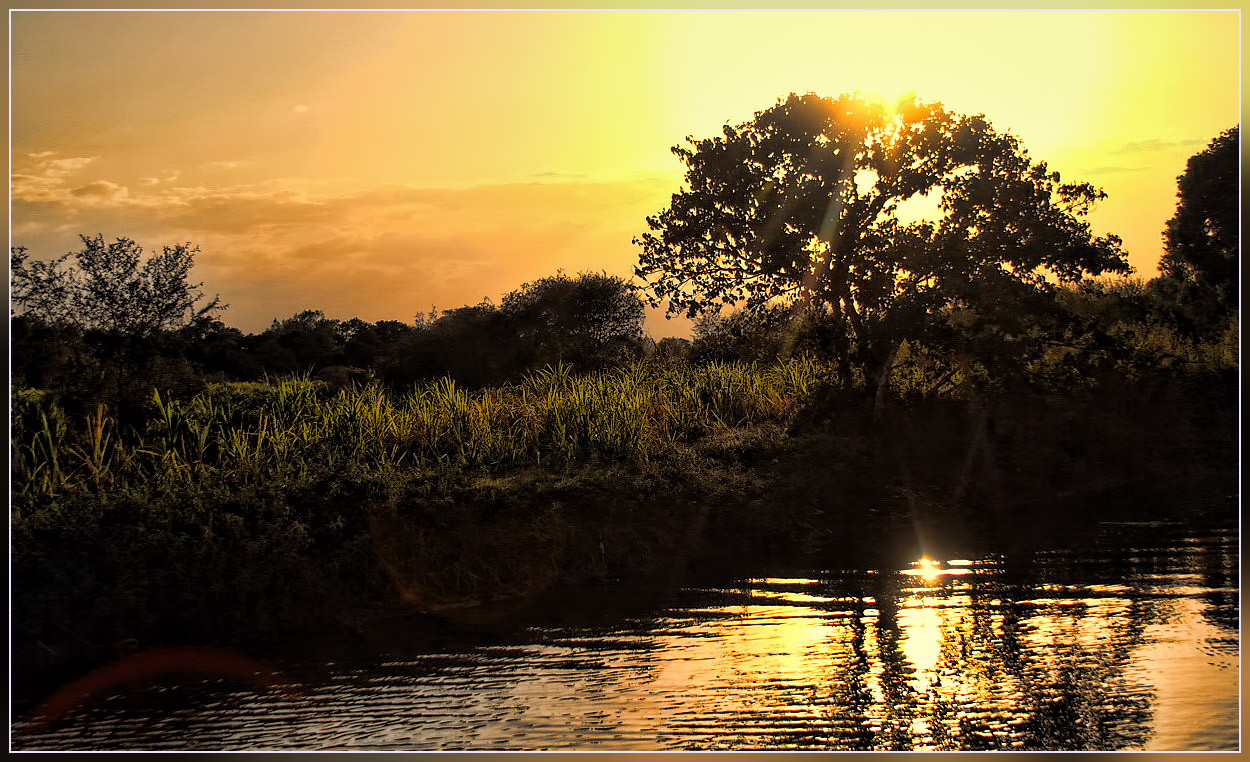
[12,521,1239,751]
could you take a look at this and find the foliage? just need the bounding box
[340,318,415,369]
[11,235,226,421]
[11,234,223,335]
[1159,126,1240,335]
[248,309,347,375]
[501,271,647,371]
[634,92,1130,389]
[10,359,824,507]
[690,302,852,364]
[383,302,522,388]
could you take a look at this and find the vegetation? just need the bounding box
[1160,126,1240,335]
[8,95,1239,710]
[634,93,1130,396]
[10,358,822,504]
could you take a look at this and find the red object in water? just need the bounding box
[25,647,281,733]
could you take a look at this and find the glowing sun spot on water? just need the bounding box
[906,556,945,581]
[902,556,973,582]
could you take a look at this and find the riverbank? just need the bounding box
[10,370,1238,715]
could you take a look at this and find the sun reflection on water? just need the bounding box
[901,556,974,583]
[12,531,1235,751]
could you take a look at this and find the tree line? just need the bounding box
[10,261,661,423]
[10,94,1238,427]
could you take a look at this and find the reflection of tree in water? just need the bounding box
[821,553,1163,751]
[938,555,1157,749]
[1190,528,1238,634]
[1005,595,1153,749]
[642,526,1227,752]
[841,602,879,750]
[864,578,922,750]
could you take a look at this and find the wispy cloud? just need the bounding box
[69,180,129,201]
[1083,165,1152,176]
[11,170,679,332]
[10,153,101,201]
[1112,138,1205,155]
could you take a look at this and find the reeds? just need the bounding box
[10,358,826,504]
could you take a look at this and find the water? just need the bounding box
[12,521,1239,751]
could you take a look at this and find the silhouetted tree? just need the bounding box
[1159,126,1239,334]
[9,316,102,410]
[383,302,522,388]
[179,317,260,380]
[11,234,223,335]
[691,304,804,363]
[340,318,415,370]
[501,271,646,371]
[634,93,1130,394]
[654,336,693,364]
[11,235,225,419]
[248,309,346,375]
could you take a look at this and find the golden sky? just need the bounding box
[9,9,1241,336]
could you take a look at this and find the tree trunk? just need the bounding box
[871,340,903,422]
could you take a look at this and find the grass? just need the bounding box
[10,357,826,508]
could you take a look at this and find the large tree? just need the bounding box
[634,93,1129,388]
[1159,126,1239,324]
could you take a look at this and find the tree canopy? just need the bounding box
[634,92,1130,384]
[11,234,223,336]
[1160,126,1239,320]
[501,271,646,370]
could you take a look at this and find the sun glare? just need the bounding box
[902,556,973,583]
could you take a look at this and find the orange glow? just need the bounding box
[9,10,1239,334]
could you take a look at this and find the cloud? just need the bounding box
[11,171,679,333]
[141,171,182,185]
[1112,138,1205,155]
[18,152,98,177]
[10,153,103,202]
[45,156,98,175]
[156,187,329,233]
[70,180,129,201]
[1083,166,1152,176]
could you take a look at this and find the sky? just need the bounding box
[9,9,1242,337]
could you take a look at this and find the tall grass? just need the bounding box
[10,358,826,505]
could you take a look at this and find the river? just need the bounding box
[12,519,1239,751]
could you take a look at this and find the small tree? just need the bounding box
[11,235,225,418]
[340,318,415,370]
[258,309,345,373]
[11,234,223,335]
[634,93,1129,392]
[501,271,646,371]
[383,302,523,388]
